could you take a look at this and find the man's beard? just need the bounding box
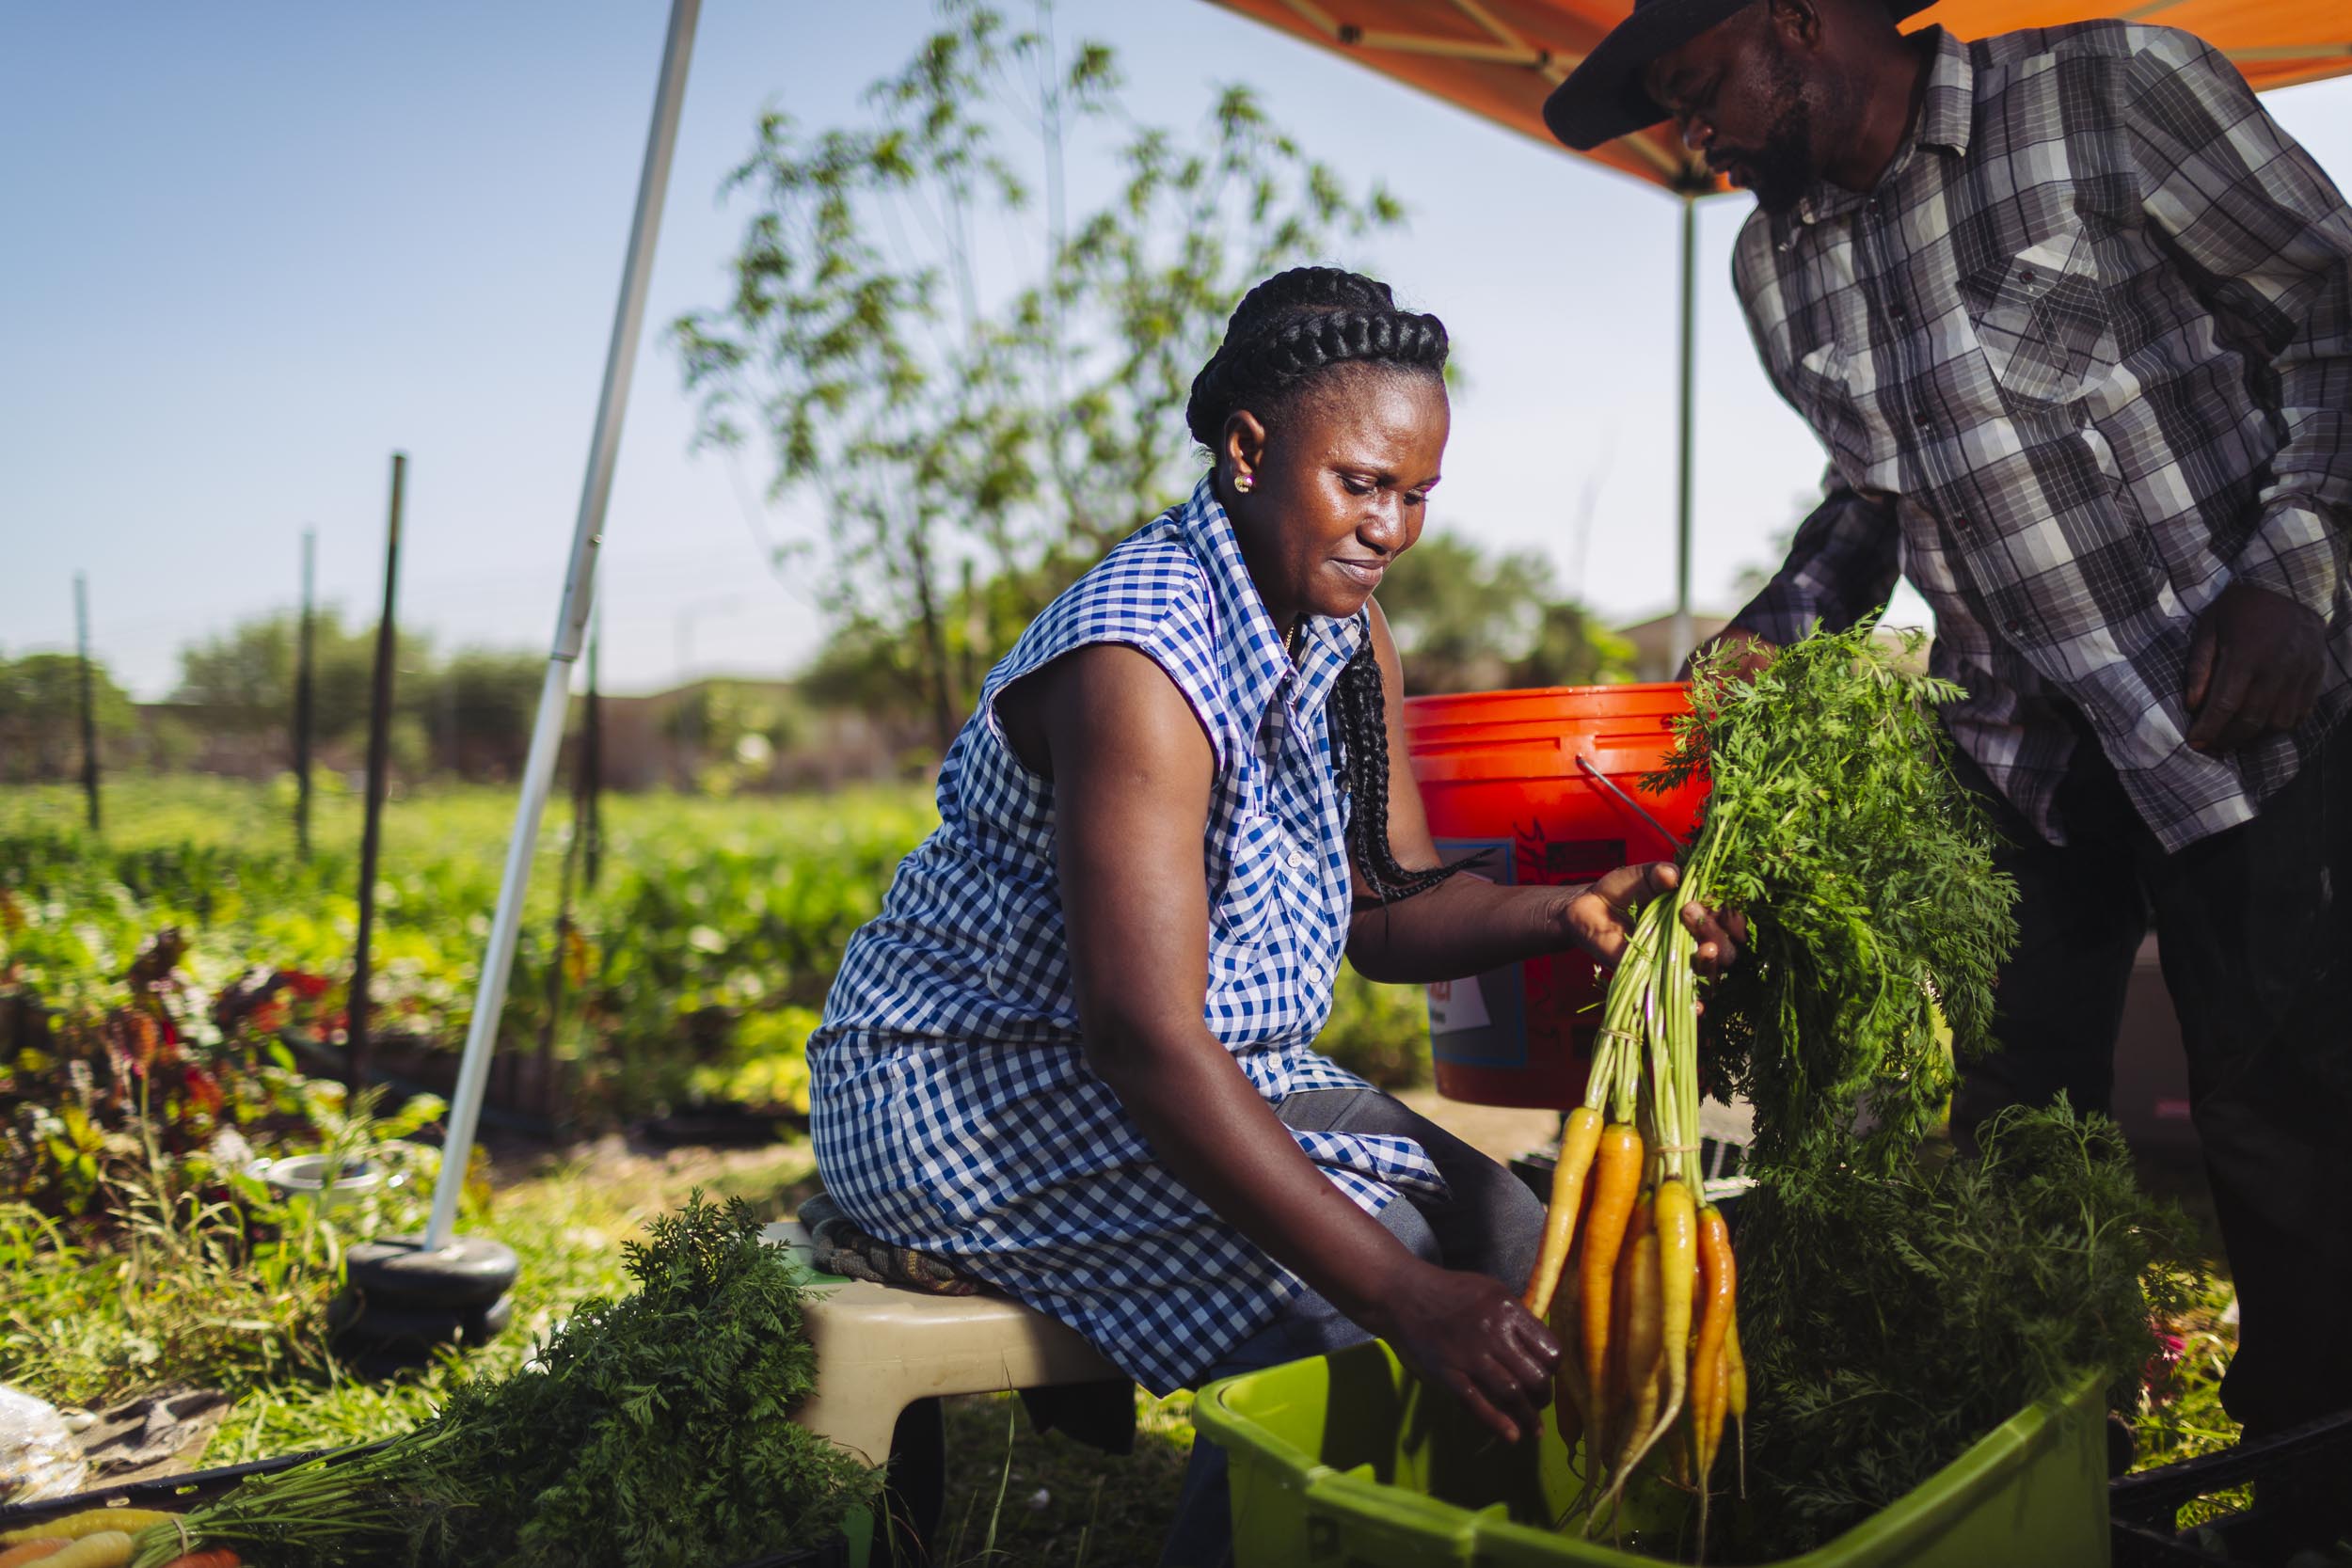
[1734,50,1817,214]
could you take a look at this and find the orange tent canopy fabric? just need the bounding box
[1204,0,2352,192]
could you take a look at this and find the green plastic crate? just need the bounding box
[1194,1340,2109,1567]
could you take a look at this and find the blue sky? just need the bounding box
[6,3,2350,698]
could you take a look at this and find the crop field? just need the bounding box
[0,777,2244,1560]
[1,775,1427,1136]
[1,776,939,1132]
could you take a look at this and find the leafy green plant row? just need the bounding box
[4,778,1439,1215]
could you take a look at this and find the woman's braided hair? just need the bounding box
[1187,266,1464,906]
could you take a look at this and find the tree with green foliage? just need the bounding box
[425,646,546,780]
[673,0,1408,752]
[173,609,404,740]
[1376,531,1635,694]
[171,610,543,779]
[0,652,136,784]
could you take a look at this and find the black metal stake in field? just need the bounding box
[536,617,605,1128]
[74,573,100,833]
[350,453,406,1092]
[583,612,602,890]
[294,527,318,860]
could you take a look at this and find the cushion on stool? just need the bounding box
[799,1192,986,1296]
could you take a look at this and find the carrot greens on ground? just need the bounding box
[123,1195,874,1568]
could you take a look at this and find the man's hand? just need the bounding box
[1678,626,1778,684]
[1565,863,1745,979]
[2185,580,2328,753]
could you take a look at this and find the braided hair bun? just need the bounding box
[1189,266,1464,906]
[1184,266,1449,452]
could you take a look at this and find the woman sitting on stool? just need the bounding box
[807,265,1741,1566]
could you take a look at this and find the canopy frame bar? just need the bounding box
[423,0,702,1249]
[1272,0,1576,77]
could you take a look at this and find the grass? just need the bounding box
[0,774,938,865]
[2,1132,825,1448]
[4,1124,2258,1562]
[3,1128,1192,1566]
[0,772,1422,1561]
[937,1392,1195,1566]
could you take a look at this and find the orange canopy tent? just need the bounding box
[1204,0,2352,656]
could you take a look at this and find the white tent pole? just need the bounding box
[1670,191,1697,673]
[425,0,701,1249]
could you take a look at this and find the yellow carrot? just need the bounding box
[1590,1232,1664,1528]
[1699,1341,1731,1566]
[1548,1253,1591,1463]
[1632,1177,1697,1465]
[40,1532,132,1568]
[1602,1194,1654,1464]
[1618,1241,1675,1485]
[1689,1203,1738,1481]
[1613,1234,1665,1471]
[1523,1107,1603,1318]
[1550,1352,1587,1459]
[1724,1312,1750,1499]
[4,1515,176,1547]
[1577,1124,1644,1462]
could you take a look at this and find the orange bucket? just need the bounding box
[1402,684,1709,1109]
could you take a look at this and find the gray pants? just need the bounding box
[1158,1085,1548,1568]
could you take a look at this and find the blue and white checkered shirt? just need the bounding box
[809,476,1444,1394]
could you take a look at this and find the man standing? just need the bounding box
[1546,0,2351,1551]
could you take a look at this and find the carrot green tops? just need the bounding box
[808,475,1441,1393]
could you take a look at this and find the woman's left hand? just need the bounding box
[1564,863,1744,979]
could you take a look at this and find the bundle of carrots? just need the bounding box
[1520,847,1742,1549]
[1513,616,2020,1556]
[0,1508,235,1568]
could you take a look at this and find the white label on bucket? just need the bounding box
[1426,974,1492,1036]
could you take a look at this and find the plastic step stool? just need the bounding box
[763,1220,1121,1465]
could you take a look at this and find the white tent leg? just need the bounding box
[1671,191,1697,673]
[424,0,702,1249]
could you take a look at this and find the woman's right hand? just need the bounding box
[1565,862,1746,980]
[1365,1259,1560,1445]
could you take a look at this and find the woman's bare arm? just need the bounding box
[1001,642,1557,1439]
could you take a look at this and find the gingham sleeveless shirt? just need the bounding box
[808,476,1444,1393]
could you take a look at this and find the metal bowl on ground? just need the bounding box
[246,1153,388,1211]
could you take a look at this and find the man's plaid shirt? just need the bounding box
[1732,22,2352,852]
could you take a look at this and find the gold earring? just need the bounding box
[1233,472,1254,494]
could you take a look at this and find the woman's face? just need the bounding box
[1219,365,1449,633]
